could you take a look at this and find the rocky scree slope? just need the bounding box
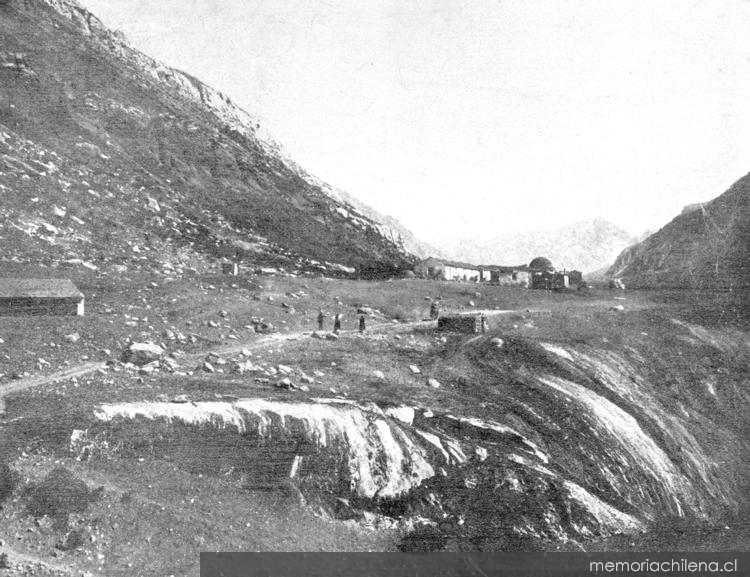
[0,0,415,276]
[608,173,750,289]
[71,317,750,549]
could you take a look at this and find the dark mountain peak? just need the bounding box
[608,173,750,288]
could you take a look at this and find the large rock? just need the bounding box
[122,342,164,366]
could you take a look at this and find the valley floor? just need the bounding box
[1,272,749,576]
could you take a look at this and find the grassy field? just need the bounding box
[1,272,749,575]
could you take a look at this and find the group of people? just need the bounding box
[317,310,366,334]
[316,301,489,334]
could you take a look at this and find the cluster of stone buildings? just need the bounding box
[415,256,582,290]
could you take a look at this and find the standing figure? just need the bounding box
[333,313,342,334]
[359,315,366,333]
[429,300,440,320]
[480,315,487,334]
[317,310,325,331]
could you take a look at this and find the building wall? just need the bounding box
[490,270,529,287]
[0,297,84,316]
[445,266,479,281]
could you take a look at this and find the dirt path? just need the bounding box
[192,318,435,359]
[0,544,82,576]
[0,361,105,414]
[0,320,437,414]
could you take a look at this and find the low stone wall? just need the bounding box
[437,314,481,334]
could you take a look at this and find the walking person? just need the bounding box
[359,315,366,334]
[317,309,325,331]
[333,313,342,334]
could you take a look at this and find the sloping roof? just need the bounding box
[418,257,479,269]
[0,278,84,299]
[420,257,528,271]
[477,264,529,272]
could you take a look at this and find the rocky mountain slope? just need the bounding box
[608,173,750,288]
[0,0,416,277]
[432,219,636,273]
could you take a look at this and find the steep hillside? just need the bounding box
[433,219,636,273]
[608,173,750,288]
[0,0,416,276]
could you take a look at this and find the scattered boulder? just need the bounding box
[121,342,163,366]
[609,304,625,312]
[325,333,339,341]
[206,353,227,366]
[490,337,504,349]
[200,361,215,373]
[373,370,385,380]
[356,306,378,316]
[408,365,421,374]
[146,196,161,212]
[427,378,441,389]
[160,358,179,372]
[276,377,294,390]
[254,322,277,334]
[385,406,415,425]
[138,362,159,375]
[63,332,81,344]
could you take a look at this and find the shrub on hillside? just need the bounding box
[0,461,19,505]
[398,524,447,552]
[25,467,102,527]
[56,527,89,551]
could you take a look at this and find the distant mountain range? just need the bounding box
[430,219,637,273]
[0,0,417,277]
[608,173,750,289]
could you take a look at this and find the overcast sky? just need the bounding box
[81,0,750,242]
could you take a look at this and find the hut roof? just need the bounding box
[0,278,84,299]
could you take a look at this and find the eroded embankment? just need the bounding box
[71,319,750,548]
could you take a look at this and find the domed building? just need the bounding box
[528,256,569,290]
[528,256,554,272]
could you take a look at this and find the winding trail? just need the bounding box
[0,319,436,415]
[0,362,105,415]
[0,544,78,576]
